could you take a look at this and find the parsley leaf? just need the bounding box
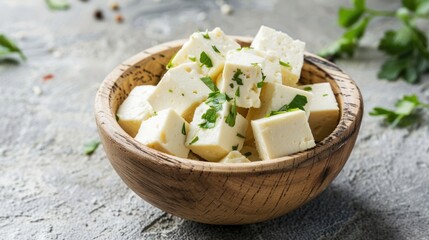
[244,152,252,157]
[189,56,196,62]
[235,87,240,97]
[225,98,237,127]
[338,0,366,28]
[46,0,70,10]
[189,136,199,145]
[232,68,243,85]
[267,95,308,117]
[232,144,239,151]
[84,140,100,156]
[166,53,176,69]
[199,108,218,129]
[236,133,245,138]
[0,34,26,61]
[200,76,218,92]
[181,123,186,135]
[212,45,221,53]
[369,94,429,127]
[257,70,266,88]
[199,51,213,68]
[202,32,210,39]
[303,86,313,91]
[206,91,230,111]
[279,60,292,69]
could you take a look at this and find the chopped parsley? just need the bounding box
[244,152,252,157]
[84,140,100,156]
[193,90,198,94]
[189,136,199,145]
[206,91,231,111]
[257,70,266,88]
[279,60,292,69]
[188,56,196,62]
[115,114,120,121]
[323,93,328,97]
[225,98,237,127]
[267,95,308,117]
[232,68,243,85]
[199,108,218,129]
[235,87,240,97]
[212,45,221,53]
[181,93,185,96]
[303,86,313,91]
[181,123,186,135]
[168,89,173,93]
[202,32,210,39]
[46,0,70,10]
[166,53,176,69]
[199,51,213,68]
[200,76,218,92]
[232,144,239,151]
[153,111,157,116]
[229,83,234,88]
[236,46,254,51]
[236,133,245,138]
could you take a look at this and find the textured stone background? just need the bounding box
[1,0,428,239]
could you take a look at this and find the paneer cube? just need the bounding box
[246,82,313,144]
[170,28,240,79]
[240,145,260,162]
[147,63,212,122]
[219,151,251,163]
[298,83,339,141]
[217,50,263,108]
[186,101,248,162]
[116,85,155,137]
[252,110,315,160]
[135,109,190,158]
[251,25,305,86]
[238,48,282,85]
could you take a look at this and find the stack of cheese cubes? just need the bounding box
[116,26,340,163]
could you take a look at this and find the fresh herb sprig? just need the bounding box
[46,0,70,10]
[320,0,429,83]
[0,34,26,61]
[266,95,308,117]
[370,94,429,127]
[84,140,100,155]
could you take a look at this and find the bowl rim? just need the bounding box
[95,36,363,174]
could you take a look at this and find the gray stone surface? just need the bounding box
[1,0,428,239]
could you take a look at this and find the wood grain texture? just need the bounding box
[94,37,363,225]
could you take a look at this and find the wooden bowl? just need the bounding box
[94,37,363,225]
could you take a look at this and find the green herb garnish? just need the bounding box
[304,86,313,91]
[244,152,252,157]
[84,140,100,156]
[257,70,266,88]
[370,94,429,127]
[202,32,210,39]
[181,123,186,135]
[212,45,221,53]
[46,0,70,10]
[115,114,120,121]
[168,89,173,93]
[188,56,196,62]
[229,83,234,88]
[166,53,176,69]
[236,133,245,138]
[199,51,213,68]
[0,34,26,61]
[235,87,240,97]
[232,144,239,151]
[279,60,292,69]
[200,76,218,92]
[189,136,199,145]
[225,98,237,127]
[267,95,308,117]
[199,108,218,129]
[232,68,243,85]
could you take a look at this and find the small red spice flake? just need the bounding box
[43,74,54,81]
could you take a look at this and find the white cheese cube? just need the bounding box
[252,110,315,160]
[117,85,155,137]
[217,50,263,108]
[219,151,251,163]
[246,82,313,143]
[238,48,283,85]
[135,109,190,158]
[147,63,212,122]
[170,28,240,79]
[298,83,339,141]
[240,145,260,162]
[251,25,305,86]
[186,101,248,162]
